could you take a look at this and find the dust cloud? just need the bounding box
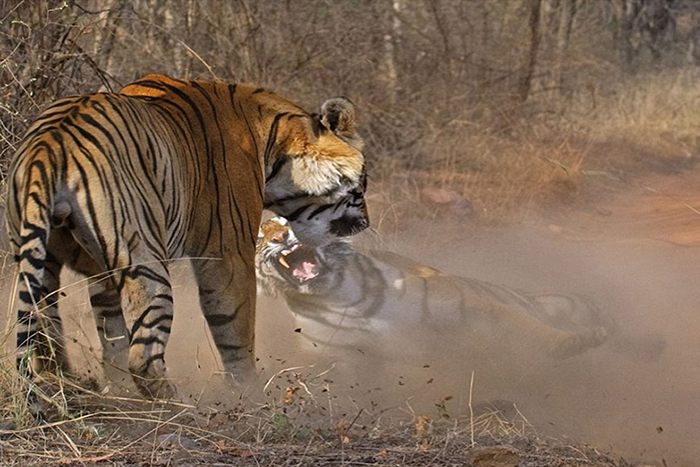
[1,216,699,465]
[359,219,700,465]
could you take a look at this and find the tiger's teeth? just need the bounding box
[279,257,290,268]
[281,249,290,256]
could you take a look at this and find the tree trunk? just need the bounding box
[383,0,402,105]
[552,0,576,98]
[519,0,542,102]
[612,0,637,71]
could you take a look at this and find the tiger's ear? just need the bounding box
[320,97,356,139]
[284,98,364,196]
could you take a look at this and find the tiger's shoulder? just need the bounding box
[119,74,275,102]
[119,74,184,98]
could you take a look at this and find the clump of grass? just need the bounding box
[582,69,700,152]
[370,127,589,226]
[369,68,700,227]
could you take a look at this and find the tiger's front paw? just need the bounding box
[129,349,178,400]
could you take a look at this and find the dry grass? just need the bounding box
[366,68,700,229]
[0,357,625,467]
[583,69,700,151]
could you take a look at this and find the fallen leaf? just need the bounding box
[283,386,298,404]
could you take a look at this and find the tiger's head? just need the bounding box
[256,217,353,297]
[263,96,370,246]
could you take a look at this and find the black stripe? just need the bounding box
[18,271,42,289]
[26,192,48,211]
[16,309,33,321]
[90,292,120,308]
[19,249,45,270]
[130,304,167,336]
[263,113,287,166]
[204,312,238,327]
[265,158,286,184]
[140,314,173,329]
[97,308,123,318]
[225,187,251,271]
[154,293,174,303]
[216,343,246,350]
[307,203,334,219]
[285,205,310,222]
[16,331,33,348]
[19,288,43,305]
[126,79,170,93]
[131,335,166,346]
[124,265,170,288]
[71,151,112,270]
[19,220,48,244]
[143,353,166,368]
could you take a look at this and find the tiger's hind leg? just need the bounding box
[62,203,176,399]
[192,258,257,385]
[116,246,177,400]
[483,300,609,358]
[13,248,70,380]
[32,254,71,376]
[88,278,130,390]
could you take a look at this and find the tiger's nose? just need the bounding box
[342,216,370,236]
[330,214,370,237]
[353,217,369,233]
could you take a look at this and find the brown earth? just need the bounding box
[2,164,700,466]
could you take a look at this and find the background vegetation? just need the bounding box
[3,0,700,220]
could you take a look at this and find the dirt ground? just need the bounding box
[2,166,700,466]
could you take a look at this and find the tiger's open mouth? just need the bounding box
[273,243,320,283]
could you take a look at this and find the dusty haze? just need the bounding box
[1,177,698,465]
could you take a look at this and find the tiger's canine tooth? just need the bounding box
[279,257,290,268]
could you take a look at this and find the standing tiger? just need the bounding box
[256,218,613,364]
[5,74,369,399]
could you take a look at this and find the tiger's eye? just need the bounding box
[272,229,288,242]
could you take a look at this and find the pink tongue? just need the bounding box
[292,261,318,282]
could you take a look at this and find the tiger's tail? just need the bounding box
[11,158,70,378]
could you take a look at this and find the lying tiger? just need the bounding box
[256,218,613,367]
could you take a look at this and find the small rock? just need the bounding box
[0,421,16,440]
[154,433,200,450]
[466,445,520,467]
